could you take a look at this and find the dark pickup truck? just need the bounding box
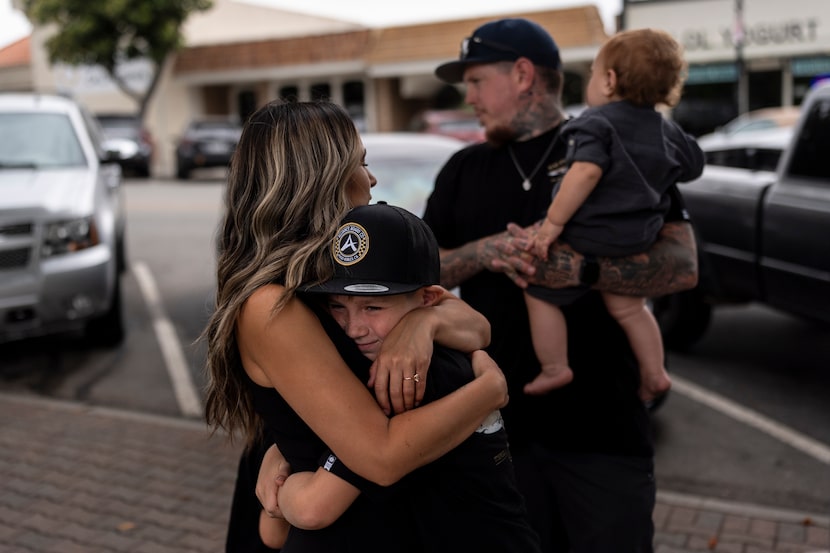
[654,81,830,349]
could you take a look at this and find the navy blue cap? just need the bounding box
[435,18,562,84]
[304,202,440,296]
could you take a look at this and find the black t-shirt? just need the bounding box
[247,298,413,553]
[423,125,687,456]
[323,345,542,552]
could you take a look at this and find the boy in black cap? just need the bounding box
[260,202,541,552]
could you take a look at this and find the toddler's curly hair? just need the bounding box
[600,28,687,107]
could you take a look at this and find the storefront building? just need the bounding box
[0,1,608,176]
[623,0,830,135]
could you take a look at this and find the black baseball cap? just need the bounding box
[435,18,562,84]
[304,202,440,296]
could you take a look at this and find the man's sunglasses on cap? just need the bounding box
[460,35,523,60]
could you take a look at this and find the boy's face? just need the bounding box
[585,52,615,108]
[327,292,423,360]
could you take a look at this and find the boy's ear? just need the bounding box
[604,68,618,97]
[421,285,443,307]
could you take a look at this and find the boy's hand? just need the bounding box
[256,444,291,519]
[470,350,509,409]
[532,219,563,260]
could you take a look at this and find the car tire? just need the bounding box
[651,287,712,352]
[176,164,190,180]
[85,277,125,347]
[116,230,128,274]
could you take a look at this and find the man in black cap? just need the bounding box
[419,17,700,553]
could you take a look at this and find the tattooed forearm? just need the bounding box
[597,221,698,297]
[438,242,484,290]
[527,221,698,296]
[529,246,580,289]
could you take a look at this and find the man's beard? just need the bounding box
[485,124,519,147]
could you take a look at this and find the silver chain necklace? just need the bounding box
[507,133,559,191]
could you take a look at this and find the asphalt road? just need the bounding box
[1,177,828,516]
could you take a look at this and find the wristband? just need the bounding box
[579,254,599,285]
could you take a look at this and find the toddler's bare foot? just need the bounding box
[524,366,574,395]
[639,370,672,402]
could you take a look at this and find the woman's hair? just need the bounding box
[599,28,687,107]
[203,100,362,445]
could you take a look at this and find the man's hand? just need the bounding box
[256,444,292,519]
[499,223,581,289]
[476,228,539,288]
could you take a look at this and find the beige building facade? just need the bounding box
[0,0,608,177]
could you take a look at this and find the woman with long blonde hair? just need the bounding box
[204,101,507,552]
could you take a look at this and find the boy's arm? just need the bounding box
[259,510,290,549]
[278,467,360,530]
[545,161,602,227]
[532,161,602,259]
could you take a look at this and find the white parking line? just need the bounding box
[671,374,830,465]
[132,262,203,418]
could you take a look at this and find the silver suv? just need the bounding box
[0,93,126,345]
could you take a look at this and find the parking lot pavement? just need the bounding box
[0,391,827,553]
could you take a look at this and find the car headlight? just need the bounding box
[42,217,100,257]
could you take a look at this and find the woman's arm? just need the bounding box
[239,284,507,487]
[368,286,490,414]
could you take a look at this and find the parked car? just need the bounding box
[96,113,154,177]
[361,133,467,216]
[653,83,830,350]
[410,109,485,144]
[0,93,127,346]
[175,119,242,179]
[699,106,801,140]
[699,126,793,171]
[693,107,800,172]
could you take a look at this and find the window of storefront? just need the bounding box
[563,71,585,108]
[279,86,299,102]
[237,90,257,123]
[343,80,366,131]
[311,83,331,101]
[748,70,782,111]
[675,63,739,136]
[792,57,830,105]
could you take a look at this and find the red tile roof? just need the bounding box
[0,36,31,68]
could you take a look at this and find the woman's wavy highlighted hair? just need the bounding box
[202,100,362,446]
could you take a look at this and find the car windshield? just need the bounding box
[0,112,87,169]
[367,147,457,215]
[99,124,139,139]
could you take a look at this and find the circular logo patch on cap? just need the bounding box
[333,222,369,266]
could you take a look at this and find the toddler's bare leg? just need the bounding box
[602,292,671,401]
[523,292,574,395]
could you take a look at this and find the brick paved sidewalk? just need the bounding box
[0,392,827,553]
